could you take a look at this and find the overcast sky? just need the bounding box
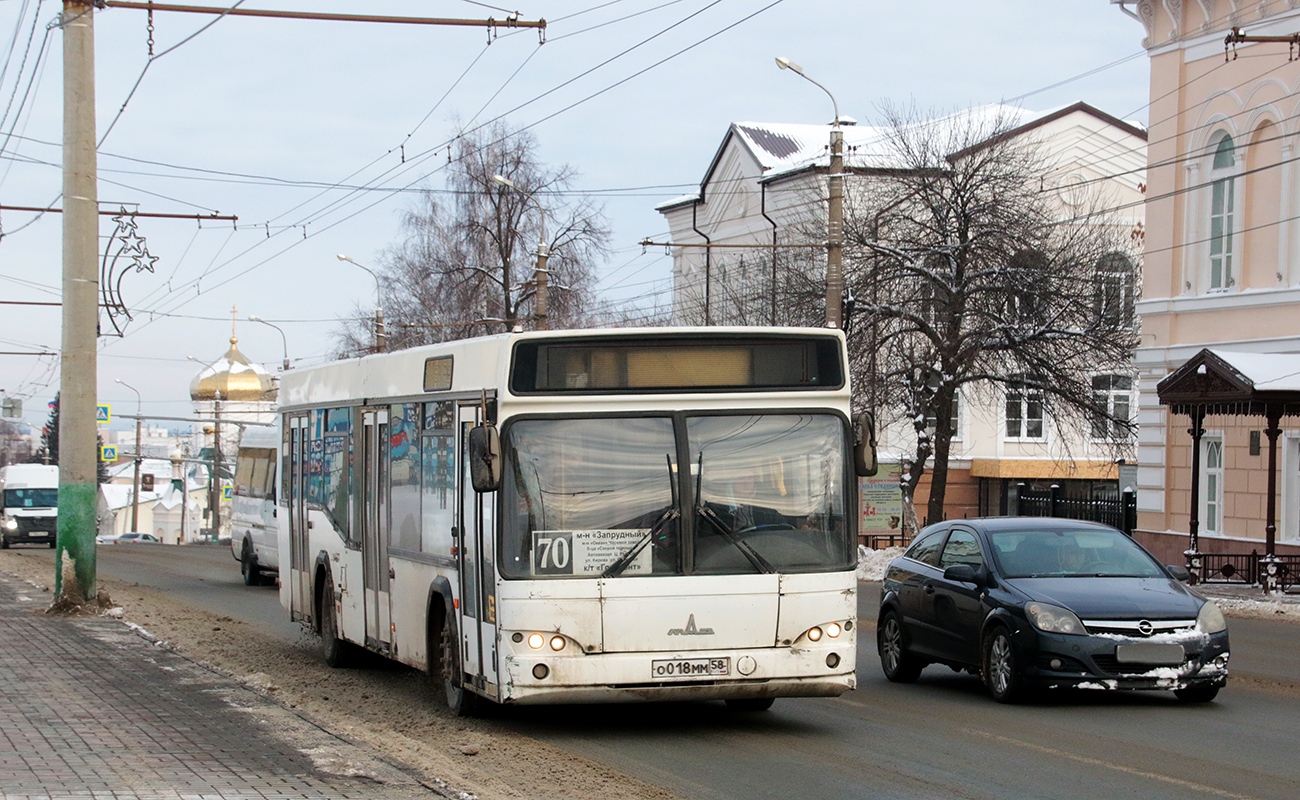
[0,0,1149,433]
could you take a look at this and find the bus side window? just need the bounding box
[390,403,421,552]
[421,401,456,556]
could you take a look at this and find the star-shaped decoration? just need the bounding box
[134,246,159,274]
[111,208,138,235]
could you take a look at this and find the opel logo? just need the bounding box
[1137,620,1154,636]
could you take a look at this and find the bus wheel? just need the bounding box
[725,697,775,712]
[440,615,478,717]
[319,574,351,668]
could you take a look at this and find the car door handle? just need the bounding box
[923,582,935,595]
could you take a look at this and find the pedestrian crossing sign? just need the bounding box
[223,485,233,500]
[100,445,117,462]
[96,404,111,424]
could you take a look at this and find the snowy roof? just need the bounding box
[1207,350,1300,392]
[658,102,1146,211]
[100,484,164,511]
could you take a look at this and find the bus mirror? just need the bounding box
[468,425,502,493]
[853,412,878,477]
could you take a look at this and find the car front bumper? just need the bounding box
[1014,626,1230,691]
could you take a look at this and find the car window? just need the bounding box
[939,529,983,569]
[903,530,947,567]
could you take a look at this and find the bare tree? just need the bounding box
[334,122,611,356]
[840,105,1141,527]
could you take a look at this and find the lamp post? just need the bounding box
[336,254,385,352]
[247,315,290,371]
[492,174,550,330]
[776,56,844,329]
[114,378,143,535]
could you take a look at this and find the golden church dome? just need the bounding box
[189,336,278,403]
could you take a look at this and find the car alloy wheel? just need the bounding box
[984,627,1022,703]
[878,610,923,683]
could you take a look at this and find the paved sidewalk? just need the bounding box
[0,573,444,800]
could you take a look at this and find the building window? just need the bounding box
[1094,253,1135,325]
[1203,437,1224,534]
[1005,380,1044,440]
[1091,374,1133,439]
[1208,134,1236,292]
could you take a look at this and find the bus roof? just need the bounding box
[278,327,847,410]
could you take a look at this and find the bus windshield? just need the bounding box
[500,413,851,578]
[4,488,57,508]
[689,414,849,574]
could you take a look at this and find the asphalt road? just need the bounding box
[24,544,1300,800]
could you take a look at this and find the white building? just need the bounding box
[658,103,1147,524]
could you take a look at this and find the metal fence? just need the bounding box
[1014,486,1137,534]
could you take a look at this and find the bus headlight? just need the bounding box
[807,626,823,642]
[527,633,545,649]
[4,518,15,530]
[549,635,566,651]
[826,622,842,638]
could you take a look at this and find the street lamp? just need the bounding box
[337,254,386,352]
[492,174,550,331]
[776,56,845,329]
[247,315,290,371]
[114,378,143,535]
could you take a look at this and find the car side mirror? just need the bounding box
[943,563,986,586]
[468,425,501,493]
[1166,564,1191,583]
[852,412,878,477]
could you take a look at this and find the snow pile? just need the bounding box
[857,545,904,582]
[1213,596,1300,622]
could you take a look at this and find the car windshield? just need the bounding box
[4,488,57,508]
[989,529,1165,578]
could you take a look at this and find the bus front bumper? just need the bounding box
[498,640,856,705]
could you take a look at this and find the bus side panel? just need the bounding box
[388,558,456,670]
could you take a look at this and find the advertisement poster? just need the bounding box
[860,462,904,533]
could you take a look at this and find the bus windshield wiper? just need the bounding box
[601,506,679,579]
[603,455,679,579]
[694,453,774,574]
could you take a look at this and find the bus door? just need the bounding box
[456,403,498,692]
[360,408,392,651]
[287,414,311,623]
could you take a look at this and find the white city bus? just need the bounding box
[278,327,875,714]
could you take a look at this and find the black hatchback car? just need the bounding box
[878,518,1229,703]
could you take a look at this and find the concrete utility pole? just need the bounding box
[57,0,99,603]
[492,174,550,330]
[776,56,844,329]
[115,379,142,534]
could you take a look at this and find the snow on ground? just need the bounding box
[857,546,904,582]
[1209,595,1300,623]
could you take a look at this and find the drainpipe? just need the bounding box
[692,202,712,326]
[761,182,779,326]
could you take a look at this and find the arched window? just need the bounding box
[1203,438,1224,533]
[1208,134,1237,291]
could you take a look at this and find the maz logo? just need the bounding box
[667,614,714,636]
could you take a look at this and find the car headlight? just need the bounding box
[1197,601,1227,634]
[1025,601,1085,635]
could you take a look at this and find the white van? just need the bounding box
[0,464,58,549]
[230,425,279,585]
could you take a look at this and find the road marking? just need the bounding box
[965,729,1263,800]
